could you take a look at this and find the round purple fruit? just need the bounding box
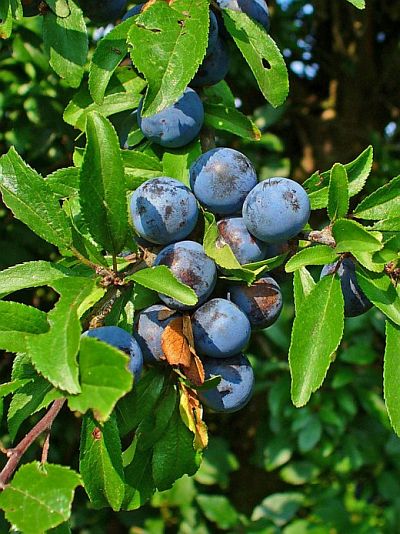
[199,354,254,413]
[192,298,251,358]
[191,37,230,88]
[137,88,204,148]
[79,0,126,23]
[243,177,311,243]
[83,326,143,381]
[190,148,257,215]
[134,304,181,363]
[154,241,217,310]
[217,217,267,264]
[130,177,199,245]
[228,276,283,329]
[320,258,372,318]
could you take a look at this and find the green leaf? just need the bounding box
[80,413,125,511]
[0,148,72,249]
[80,112,129,255]
[293,267,316,314]
[162,141,202,186]
[45,167,79,198]
[204,103,261,141]
[128,0,209,117]
[89,18,134,104]
[346,0,365,8]
[123,151,163,190]
[0,379,31,399]
[127,266,198,307]
[333,219,382,253]
[354,175,400,220]
[252,492,305,527]
[384,321,400,437]
[356,267,400,326]
[285,245,338,273]
[67,336,133,421]
[0,301,49,352]
[223,10,289,108]
[45,0,71,17]
[304,146,373,209]
[27,278,95,395]
[197,495,239,529]
[152,401,200,491]
[0,0,13,40]
[372,217,400,232]
[116,368,166,437]
[0,462,81,534]
[123,446,154,510]
[8,355,62,441]
[42,0,87,87]
[64,87,141,131]
[327,163,349,221]
[289,275,344,407]
[203,80,236,107]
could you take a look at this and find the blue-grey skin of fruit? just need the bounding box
[192,298,251,358]
[216,0,270,31]
[83,326,143,381]
[80,0,127,23]
[122,3,143,20]
[227,276,283,329]
[206,11,219,57]
[130,177,199,245]
[22,0,41,16]
[217,217,267,264]
[137,88,204,148]
[191,37,230,88]
[199,354,254,413]
[265,241,289,258]
[320,258,372,318]
[154,241,217,310]
[134,304,181,363]
[190,148,257,215]
[243,177,311,243]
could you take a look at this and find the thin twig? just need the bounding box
[0,398,66,490]
[41,431,51,464]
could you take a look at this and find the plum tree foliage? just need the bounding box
[0,0,399,532]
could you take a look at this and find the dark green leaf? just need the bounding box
[123,446,154,510]
[127,266,198,307]
[45,168,79,198]
[204,103,261,141]
[0,462,81,534]
[197,495,239,529]
[384,321,400,437]
[289,275,344,407]
[42,0,88,87]
[0,301,49,352]
[356,267,400,326]
[27,278,96,394]
[333,219,382,253]
[285,245,338,273]
[128,0,209,117]
[252,493,305,527]
[223,10,289,108]
[0,148,72,249]
[354,175,400,220]
[67,336,133,421]
[327,163,349,221]
[80,414,125,511]
[80,112,129,255]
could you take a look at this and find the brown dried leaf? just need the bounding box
[179,384,208,450]
[158,308,177,321]
[183,353,205,387]
[161,317,191,367]
[182,315,195,347]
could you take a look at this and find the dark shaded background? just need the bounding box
[1,1,400,532]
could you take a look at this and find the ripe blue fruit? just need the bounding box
[190,148,257,215]
[137,88,204,148]
[122,3,143,20]
[227,276,283,329]
[130,177,199,245]
[22,0,41,16]
[320,258,372,318]
[83,326,143,381]
[217,217,267,264]
[134,304,181,363]
[79,0,126,23]
[154,241,217,310]
[191,37,230,87]
[199,354,254,413]
[216,0,270,31]
[192,298,251,358]
[243,177,311,243]
[206,11,219,56]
